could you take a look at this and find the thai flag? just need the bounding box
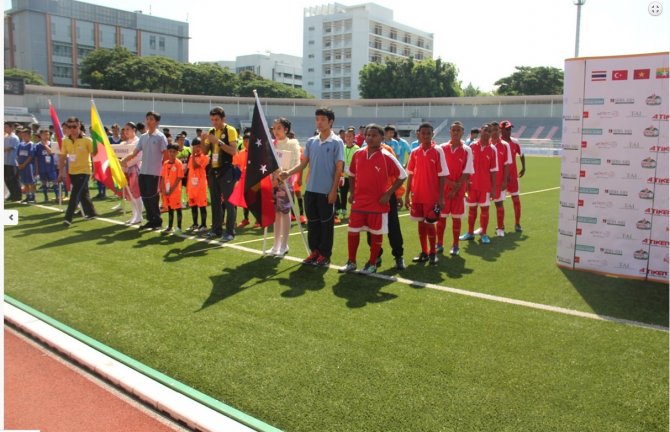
[591,70,607,81]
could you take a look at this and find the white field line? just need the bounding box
[24,186,667,333]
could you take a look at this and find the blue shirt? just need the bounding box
[4,132,19,166]
[304,131,344,195]
[136,130,168,176]
[34,143,58,178]
[395,138,411,165]
[410,139,420,150]
[17,142,34,167]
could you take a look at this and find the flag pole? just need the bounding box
[262,226,269,255]
[253,90,310,255]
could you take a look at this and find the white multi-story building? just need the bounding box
[303,3,433,99]
[235,53,303,89]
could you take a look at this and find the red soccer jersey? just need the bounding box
[441,141,474,195]
[492,138,513,184]
[508,137,522,178]
[469,141,498,192]
[348,147,406,213]
[406,143,449,204]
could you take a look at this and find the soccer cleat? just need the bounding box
[514,224,523,232]
[459,232,475,241]
[449,246,460,256]
[496,228,505,237]
[395,257,406,270]
[338,261,357,273]
[314,255,330,267]
[435,245,444,254]
[236,219,250,228]
[302,250,320,265]
[375,256,382,268]
[204,231,220,240]
[299,215,307,224]
[359,263,377,274]
[412,252,429,263]
[276,247,289,257]
[428,253,438,265]
[481,234,491,244]
[473,227,483,235]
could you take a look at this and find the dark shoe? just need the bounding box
[429,253,438,265]
[412,252,429,263]
[338,261,357,273]
[63,220,71,227]
[450,246,460,256]
[435,245,444,254]
[375,256,382,267]
[395,257,405,270]
[139,222,153,230]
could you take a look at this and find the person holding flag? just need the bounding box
[280,108,344,267]
[58,117,97,226]
[338,124,406,274]
[267,117,301,257]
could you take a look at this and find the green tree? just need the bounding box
[180,63,237,96]
[4,68,47,85]
[359,57,461,98]
[495,66,563,95]
[128,56,184,93]
[462,82,492,97]
[79,47,135,89]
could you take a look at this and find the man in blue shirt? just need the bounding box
[4,122,22,201]
[281,108,344,266]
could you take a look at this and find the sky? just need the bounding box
[5,0,669,91]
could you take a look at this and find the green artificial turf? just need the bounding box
[5,156,668,431]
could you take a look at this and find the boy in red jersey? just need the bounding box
[404,122,449,265]
[489,121,513,237]
[459,124,498,244]
[500,120,526,232]
[436,121,474,256]
[339,124,406,274]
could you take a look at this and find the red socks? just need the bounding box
[425,223,436,254]
[512,195,521,225]
[452,218,461,247]
[419,222,428,254]
[496,205,505,230]
[468,206,477,233]
[436,218,446,245]
[480,207,490,235]
[369,234,382,265]
[348,232,360,262]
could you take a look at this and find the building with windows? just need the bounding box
[303,3,433,99]
[4,0,188,87]
[235,53,303,89]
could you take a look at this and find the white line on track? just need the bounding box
[23,185,667,333]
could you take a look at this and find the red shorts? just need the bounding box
[492,184,506,202]
[441,195,466,218]
[348,211,388,235]
[410,202,439,223]
[466,189,491,207]
[507,175,520,195]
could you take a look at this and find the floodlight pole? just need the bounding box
[573,0,586,57]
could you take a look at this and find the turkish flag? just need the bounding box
[612,70,628,80]
[634,69,650,80]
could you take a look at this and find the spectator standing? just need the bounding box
[17,128,36,203]
[500,120,525,232]
[33,129,60,202]
[186,138,209,232]
[4,122,22,201]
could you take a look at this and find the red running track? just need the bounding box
[4,327,185,432]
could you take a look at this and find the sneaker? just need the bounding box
[174,227,181,234]
[515,224,523,232]
[481,234,491,244]
[338,261,357,273]
[220,233,235,242]
[236,219,250,228]
[429,253,438,265]
[266,248,280,256]
[359,262,377,274]
[449,246,460,256]
[302,250,320,265]
[412,252,429,263]
[459,232,475,241]
[127,218,142,225]
[276,247,289,257]
[63,220,71,227]
[197,225,207,233]
[314,255,330,267]
[473,227,483,235]
[205,231,221,240]
[187,224,198,232]
[395,257,406,270]
[139,222,153,230]
[299,215,307,224]
[83,215,96,220]
[496,228,505,237]
[162,226,173,234]
[435,245,444,254]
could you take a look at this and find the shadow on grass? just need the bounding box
[460,231,528,262]
[198,256,284,311]
[133,231,187,248]
[163,241,224,262]
[440,255,475,279]
[30,223,124,251]
[277,264,328,298]
[332,273,397,308]
[560,268,669,327]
